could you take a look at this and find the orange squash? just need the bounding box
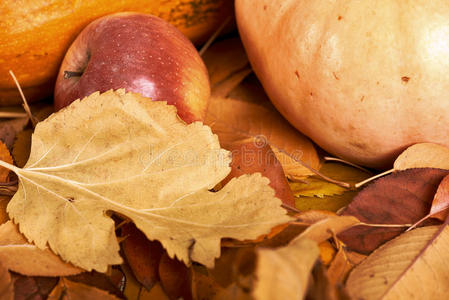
[0,0,233,105]
[236,0,449,168]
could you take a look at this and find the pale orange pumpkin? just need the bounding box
[0,0,233,106]
[236,0,449,168]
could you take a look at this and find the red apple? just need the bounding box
[54,12,210,123]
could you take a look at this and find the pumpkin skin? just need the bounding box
[236,0,449,168]
[0,0,233,106]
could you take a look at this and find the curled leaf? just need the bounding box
[429,174,449,221]
[394,143,449,170]
[346,225,449,300]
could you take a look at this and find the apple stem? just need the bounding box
[64,71,84,79]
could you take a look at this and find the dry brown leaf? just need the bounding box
[121,263,142,300]
[291,162,371,198]
[294,210,338,225]
[158,252,192,300]
[346,225,449,300]
[48,278,120,300]
[65,271,124,298]
[429,174,449,221]
[202,37,250,87]
[307,262,348,300]
[253,237,319,300]
[1,90,290,272]
[0,196,9,224]
[394,143,449,170]
[327,246,354,286]
[221,139,295,206]
[211,68,253,98]
[0,117,28,149]
[339,168,448,253]
[295,215,360,244]
[12,273,58,299]
[213,283,252,300]
[191,265,224,300]
[11,129,32,168]
[0,262,13,300]
[0,141,12,182]
[140,282,170,300]
[205,95,319,179]
[121,223,163,290]
[0,221,82,276]
[319,241,336,265]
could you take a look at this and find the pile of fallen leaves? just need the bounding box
[1,37,449,300]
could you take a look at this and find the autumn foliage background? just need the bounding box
[1,2,449,300]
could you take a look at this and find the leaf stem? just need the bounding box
[9,70,38,128]
[199,16,232,56]
[323,156,373,174]
[281,203,301,213]
[274,147,351,189]
[0,112,29,119]
[354,169,394,189]
[0,160,19,173]
[358,222,412,228]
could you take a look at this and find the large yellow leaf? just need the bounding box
[0,90,290,272]
[346,225,449,300]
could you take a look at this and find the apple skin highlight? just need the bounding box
[54,13,210,123]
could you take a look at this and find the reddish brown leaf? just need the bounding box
[221,139,295,207]
[158,253,192,300]
[0,118,28,149]
[191,265,225,300]
[66,271,124,299]
[202,37,250,88]
[0,141,13,182]
[11,129,32,168]
[306,262,351,300]
[339,168,448,253]
[12,273,58,300]
[0,263,13,300]
[429,174,449,221]
[0,196,9,224]
[121,223,164,290]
